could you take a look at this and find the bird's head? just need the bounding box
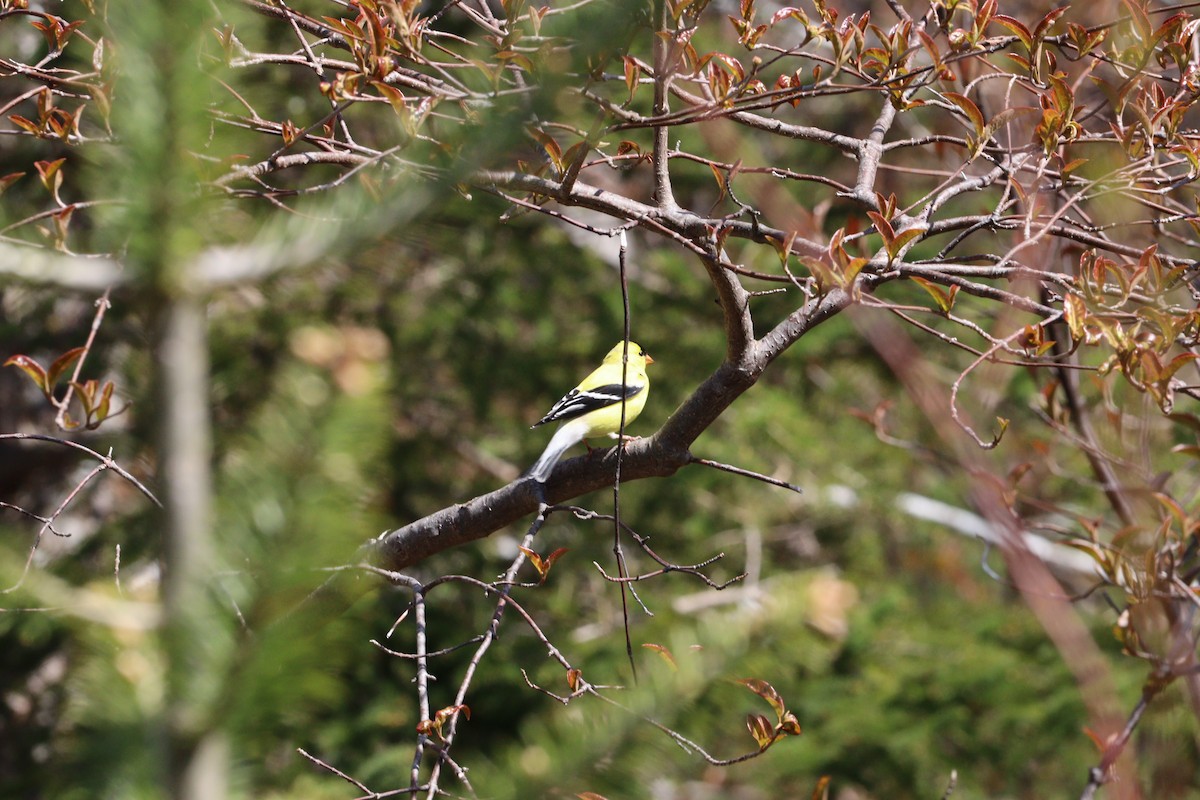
[603,341,653,366]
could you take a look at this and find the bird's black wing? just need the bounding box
[532,382,644,427]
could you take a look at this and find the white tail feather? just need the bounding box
[528,418,589,483]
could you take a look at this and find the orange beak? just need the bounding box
[645,353,655,365]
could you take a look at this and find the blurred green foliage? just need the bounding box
[2,0,1198,798]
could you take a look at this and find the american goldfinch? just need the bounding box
[527,341,654,483]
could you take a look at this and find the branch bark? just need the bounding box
[374,288,852,571]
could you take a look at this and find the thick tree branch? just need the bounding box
[372,292,848,570]
[474,170,827,259]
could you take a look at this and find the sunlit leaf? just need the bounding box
[709,163,728,201]
[888,225,926,259]
[911,276,956,313]
[945,92,984,139]
[34,158,66,194]
[4,354,50,398]
[622,56,640,102]
[1063,294,1087,342]
[745,712,776,749]
[642,642,678,670]
[991,14,1031,50]
[737,677,786,720]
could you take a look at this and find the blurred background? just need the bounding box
[1,0,1197,798]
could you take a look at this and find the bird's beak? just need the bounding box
[645,353,655,365]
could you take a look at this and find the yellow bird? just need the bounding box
[528,341,653,483]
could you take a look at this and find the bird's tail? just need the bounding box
[527,419,587,483]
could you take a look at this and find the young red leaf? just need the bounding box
[372,81,408,117]
[4,355,50,398]
[0,172,24,194]
[518,545,548,581]
[770,6,806,26]
[94,378,116,421]
[1063,294,1087,341]
[778,710,803,736]
[765,230,798,267]
[1060,156,1088,175]
[911,276,956,313]
[708,51,746,81]
[8,115,40,135]
[1033,6,1068,40]
[865,207,891,237]
[737,677,787,721]
[944,92,985,139]
[1159,353,1197,383]
[991,14,1032,50]
[642,642,678,670]
[561,141,589,175]
[47,346,85,390]
[543,547,568,571]
[838,257,869,291]
[709,163,728,201]
[745,713,776,749]
[34,158,66,194]
[622,56,640,102]
[527,127,563,172]
[616,140,640,155]
[887,225,926,260]
[418,703,470,739]
[800,256,838,293]
[70,380,96,416]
